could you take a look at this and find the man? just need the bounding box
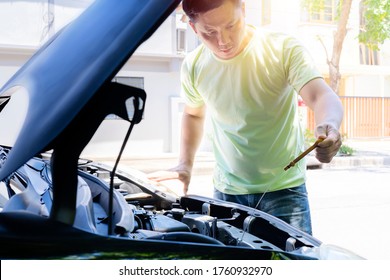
[148,0,343,235]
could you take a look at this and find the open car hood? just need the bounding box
[0,0,181,181]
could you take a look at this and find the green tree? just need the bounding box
[359,0,390,50]
[302,0,390,94]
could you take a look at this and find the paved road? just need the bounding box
[306,167,390,260]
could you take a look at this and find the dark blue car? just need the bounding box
[0,0,362,260]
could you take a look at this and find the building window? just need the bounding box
[358,2,380,66]
[261,0,271,26]
[113,77,144,89]
[107,77,145,120]
[301,0,339,24]
[176,28,187,53]
[359,44,379,65]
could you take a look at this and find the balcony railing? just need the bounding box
[307,96,390,138]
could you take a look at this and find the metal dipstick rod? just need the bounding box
[284,138,324,171]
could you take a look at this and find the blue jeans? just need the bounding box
[213,184,313,235]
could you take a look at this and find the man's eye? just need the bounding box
[206,31,216,36]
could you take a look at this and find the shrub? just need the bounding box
[304,129,355,156]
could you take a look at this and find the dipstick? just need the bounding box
[284,138,324,171]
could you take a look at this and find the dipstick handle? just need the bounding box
[284,138,324,171]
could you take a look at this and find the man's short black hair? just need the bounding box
[182,0,241,22]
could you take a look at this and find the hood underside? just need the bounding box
[0,0,181,181]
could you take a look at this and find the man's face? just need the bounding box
[189,1,246,60]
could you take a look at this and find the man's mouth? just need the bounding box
[219,47,233,53]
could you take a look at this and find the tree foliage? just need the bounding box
[302,0,390,50]
[359,0,390,50]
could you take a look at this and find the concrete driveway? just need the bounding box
[307,167,390,260]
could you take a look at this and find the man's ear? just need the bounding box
[189,21,198,34]
[241,1,246,17]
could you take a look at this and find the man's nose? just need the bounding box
[217,30,230,47]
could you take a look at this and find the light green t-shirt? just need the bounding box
[181,28,322,194]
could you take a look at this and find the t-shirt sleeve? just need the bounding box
[283,36,323,93]
[180,56,205,108]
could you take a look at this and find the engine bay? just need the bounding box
[2,146,367,261]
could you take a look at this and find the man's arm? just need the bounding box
[179,104,206,172]
[147,104,206,195]
[300,78,343,163]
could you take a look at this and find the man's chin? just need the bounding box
[216,50,236,60]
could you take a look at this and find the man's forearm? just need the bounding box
[301,78,343,130]
[179,110,205,170]
[313,90,343,130]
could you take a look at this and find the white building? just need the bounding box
[1,0,389,158]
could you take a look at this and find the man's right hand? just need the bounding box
[147,164,192,195]
[148,104,205,196]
